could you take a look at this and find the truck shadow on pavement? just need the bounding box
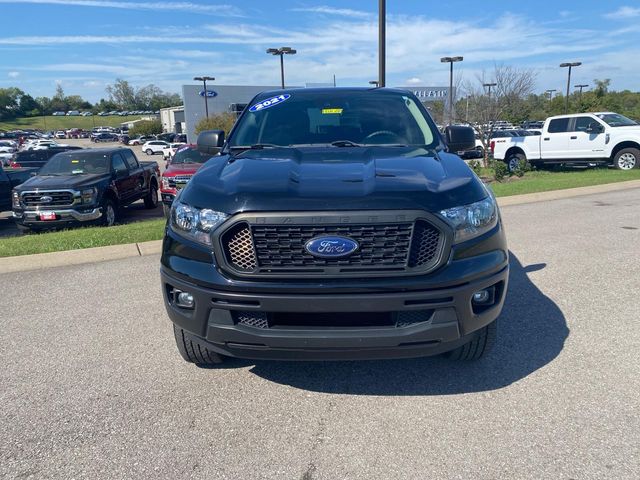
[239,253,569,395]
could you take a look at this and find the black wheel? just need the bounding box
[163,203,171,218]
[145,148,153,155]
[143,183,159,209]
[100,198,117,227]
[506,153,527,173]
[173,325,223,366]
[446,320,497,361]
[613,148,639,170]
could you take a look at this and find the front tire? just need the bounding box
[446,320,497,361]
[100,198,117,227]
[613,148,639,170]
[145,149,153,155]
[173,325,223,366]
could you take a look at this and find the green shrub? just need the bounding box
[512,159,532,178]
[129,119,162,137]
[491,161,509,182]
[195,113,237,135]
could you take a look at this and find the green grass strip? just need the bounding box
[0,219,165,258]
[487,168,640,197]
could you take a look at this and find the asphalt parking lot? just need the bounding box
[0,139,165,238]
[1,189,639,479]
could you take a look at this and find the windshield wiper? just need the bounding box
[330,140,363,147]
[229,143,281,151]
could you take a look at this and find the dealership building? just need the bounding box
[180,84,451,143]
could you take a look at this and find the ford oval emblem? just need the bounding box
[199,90,217,98]
[305,236,359,258]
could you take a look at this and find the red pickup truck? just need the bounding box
[160,144,212,216]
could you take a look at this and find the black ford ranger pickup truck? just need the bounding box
[12,147,160,231]
[161,87,509,365]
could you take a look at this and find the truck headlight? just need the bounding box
[81,188,97,204]
[170,201,227,246]
[439,194,498,243]
[161,177,170,190]
[12,191,20,209]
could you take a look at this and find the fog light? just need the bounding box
[176,291,195,308]
[472,289,490,304]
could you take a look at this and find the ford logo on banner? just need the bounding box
[305,236,359,258]
[199,90,217,98]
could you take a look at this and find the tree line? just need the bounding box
[0,79,181,120]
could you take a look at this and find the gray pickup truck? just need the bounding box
[0,165,34,213]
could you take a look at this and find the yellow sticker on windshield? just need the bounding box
[322,108,343,114]
[71,160,79,163]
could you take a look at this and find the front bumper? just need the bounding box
[13,207,102,227]
[161,248,509,360]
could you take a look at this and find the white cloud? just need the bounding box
[291,6,372,18]
[0,0,242,16]
[604,6,640,19]
[8,71,19,78]
[405,77,423,85]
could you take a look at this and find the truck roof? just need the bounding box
[546,112,616,121]
[255,86,417,97]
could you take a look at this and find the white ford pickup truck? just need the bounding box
[492,112,640,171]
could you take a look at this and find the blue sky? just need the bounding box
[0,0,638,102]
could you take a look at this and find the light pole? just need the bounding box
[575,84,589,98]
[266,47,297,89]
[546,89,556,101]
[560,62,581,113]
[379,0,386,87]
[194,76,215,118]
[483,82,497,100]
[441,56,463,125]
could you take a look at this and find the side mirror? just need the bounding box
[586,123,604,134]
[197,130,225,155]
[444,126,476,152]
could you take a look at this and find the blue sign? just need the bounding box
[249,94,290,112]
[199,90,217,98]
[305,236,359,258]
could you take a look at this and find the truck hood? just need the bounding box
[16,173,111,191]
[163,162,203,176]
[180,146,488,213]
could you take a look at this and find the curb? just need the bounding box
[496,179,640,207]
[1,179,638,274]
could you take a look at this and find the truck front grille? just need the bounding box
[167,175,193,188]
[21,191,75,207]
[217,212,449,278]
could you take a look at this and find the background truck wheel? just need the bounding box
[163,203,171,218]
[173,325,223,366]
[506,153,527,173]
[145,149,153,155]
[446,320,497,361]
[100,198,117,227]
[613,148,639,170]
[143,184,159,209]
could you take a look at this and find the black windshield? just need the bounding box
[229,90,438,149]
[40,151,110,175]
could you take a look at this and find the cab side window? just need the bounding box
[548,118,570,133]
[123,150,139,170]
[112,153,128,174]
[574,117,595,132]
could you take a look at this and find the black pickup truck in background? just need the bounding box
[12,146,82,169]
[12,147,160,231]
[0,165,35,212]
